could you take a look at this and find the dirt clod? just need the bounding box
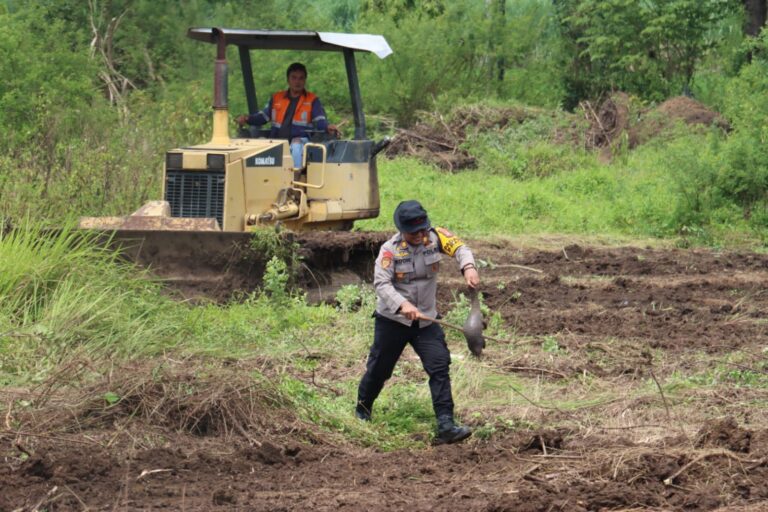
[695,417,752,453]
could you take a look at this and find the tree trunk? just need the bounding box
[744,0,767,37]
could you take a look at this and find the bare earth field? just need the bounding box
[2,236,768,511]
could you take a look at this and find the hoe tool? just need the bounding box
[420,288,485,357]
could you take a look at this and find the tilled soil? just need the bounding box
[2,237,768,511]
[3,423,768,511]
[451,241,768,353]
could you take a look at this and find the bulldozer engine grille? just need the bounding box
[164,171,225,227]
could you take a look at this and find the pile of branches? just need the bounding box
[579,92,631,150]
[384,105,534,171]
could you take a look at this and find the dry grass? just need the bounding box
[1,356,336,450]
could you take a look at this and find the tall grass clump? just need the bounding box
[0,223,181,383]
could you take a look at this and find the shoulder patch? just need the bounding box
[381,250,393,269]
[434,226,464,256]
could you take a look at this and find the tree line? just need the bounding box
[1,0,768,226]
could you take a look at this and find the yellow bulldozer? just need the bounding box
[79,28,393,298]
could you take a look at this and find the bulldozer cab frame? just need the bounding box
[185,28,392,142]
[178,28,393,232]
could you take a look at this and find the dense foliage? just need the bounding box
[0,0,767,244]
[555,0,741,106]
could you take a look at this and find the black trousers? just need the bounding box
[357,314,454,419]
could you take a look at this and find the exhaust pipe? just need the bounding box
[370,136,391,159]
[211,28,230,144]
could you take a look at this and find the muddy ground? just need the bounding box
[2,236,768,511]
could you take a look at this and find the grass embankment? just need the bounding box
[359,133,767,248]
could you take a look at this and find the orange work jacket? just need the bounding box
[271,90,317,129]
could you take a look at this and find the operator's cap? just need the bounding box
[394,200,430,233]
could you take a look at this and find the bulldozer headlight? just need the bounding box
[207,153,225,170]
[166,152,183,170]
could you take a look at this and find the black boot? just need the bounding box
[435,415,472,445]
[355,402,372,422]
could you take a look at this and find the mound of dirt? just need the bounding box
[631,96,731,147]
[655,96,730,128]
[581,93,730,160]
[582,92,632,150]
[14,359,332,446]
[695,416,752,453]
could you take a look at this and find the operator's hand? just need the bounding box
[236,114,249,127]
[327,124,341,138]
[464,266,480,289]
[398,301,420,321]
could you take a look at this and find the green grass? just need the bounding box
[356,155,667,237]
[0,223,184,382]
[0,229,441,448]
[357,134,766,247]
[667,352,768,390]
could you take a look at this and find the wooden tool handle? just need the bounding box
[418,314,465,333]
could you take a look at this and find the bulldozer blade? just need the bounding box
[79,216,221,231]
[90,229,389,302]
[79,201,221,231]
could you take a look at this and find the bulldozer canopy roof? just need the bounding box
[187,28,393,59]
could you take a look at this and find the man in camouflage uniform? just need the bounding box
[355,200,480,445]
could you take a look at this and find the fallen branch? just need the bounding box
[29,485,59,512]
[5,399,12,429]
[508,385,570,414]
[2,429,102,446]
[482,333,538,346]
[648,367,671,423]
[62,484,89,509]
[502,366,568,379]
[137,468,173,481]
[597,424,666,430]
[395,128,455,150]
[437,113,459,149]
[489,263,544,273]
[234,422,263,447]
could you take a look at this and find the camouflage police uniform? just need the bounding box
[356,227,475,427]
